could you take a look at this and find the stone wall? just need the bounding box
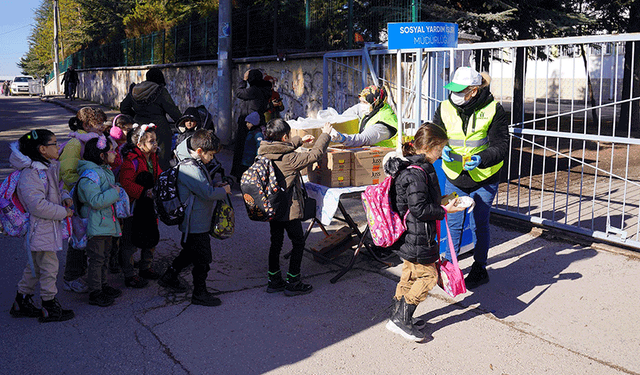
[74,56,325,144]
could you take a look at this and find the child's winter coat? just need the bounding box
[386,154,446,264]
[119,147,162,200]
[9,142,70,252]
[257,133,330,221]
[76,160,121,237]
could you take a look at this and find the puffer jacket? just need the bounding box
[174,139,228,234]
[119,147,162,200]
[59,130,99,190]
[76,160,122,238]
[120,81,182,129]
[388,154,446,264]
[257,133,330,221]
[10,142,70,252]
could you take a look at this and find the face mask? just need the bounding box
[450,91,468,106]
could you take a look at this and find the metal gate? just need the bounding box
[323,34,640,250]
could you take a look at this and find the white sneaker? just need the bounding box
[63,278,89,293]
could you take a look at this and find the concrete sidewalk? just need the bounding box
[1,96,637,374]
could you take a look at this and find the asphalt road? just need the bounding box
[1,95,639,375]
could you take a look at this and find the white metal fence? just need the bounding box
[323,33,640,249]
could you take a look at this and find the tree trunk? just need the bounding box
[618,2,640,136]
[512,46,527,125]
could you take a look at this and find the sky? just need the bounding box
[0,0,42,80]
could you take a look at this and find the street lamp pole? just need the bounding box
[53,0,61,94]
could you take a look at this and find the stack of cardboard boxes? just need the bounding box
[308,146,395,187]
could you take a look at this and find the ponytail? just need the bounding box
[402,122,448,157]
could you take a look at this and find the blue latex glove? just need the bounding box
[441,145,453,162]
[464,155,481,171]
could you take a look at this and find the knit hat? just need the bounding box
[110,126,125,141]
[444,66,482,92]
[245,112,261,126]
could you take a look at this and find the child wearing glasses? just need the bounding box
[9,129,75,322]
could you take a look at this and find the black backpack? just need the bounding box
[154,160,194,226]
[240,155,286,221]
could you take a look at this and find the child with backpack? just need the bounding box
[76,136,124,307]
[158,129,231,306]
[383,123,465,342]
[241,111,263,171]
[257,119,332,296]
[118,124,163,287]
[9,129,75,322]
[174,107,202,150]
[59,107,108,294]
[107,114,134,275]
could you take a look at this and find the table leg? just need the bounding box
[330,226,369,283]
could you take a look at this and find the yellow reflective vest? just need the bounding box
[362,102,398,148]
[441,99,503,182]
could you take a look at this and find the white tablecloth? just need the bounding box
[304,182,367,226]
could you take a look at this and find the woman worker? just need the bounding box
[331,85,398,148]
[433,66,509,289]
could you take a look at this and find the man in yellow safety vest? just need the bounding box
[433,66,509,289]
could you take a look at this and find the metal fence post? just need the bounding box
[305,0,310,50]
[348,0,353,50]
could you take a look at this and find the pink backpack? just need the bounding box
[361,166,423,247]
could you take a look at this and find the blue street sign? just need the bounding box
[388,22,458,49]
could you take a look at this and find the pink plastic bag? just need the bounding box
[437,212,467,297]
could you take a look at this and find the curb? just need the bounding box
[41,96,81,113]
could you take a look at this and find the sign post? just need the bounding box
[387,22,458,151]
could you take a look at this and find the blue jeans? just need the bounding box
[443,179,499,267]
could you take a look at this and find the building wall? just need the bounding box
[71,57,325,144]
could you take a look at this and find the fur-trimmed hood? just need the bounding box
[9,141,48,171]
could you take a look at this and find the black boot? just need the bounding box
[266,270,286,293]
[158,267,187,292]
[392,298,426,330]
[10,292,41,318]
[465,262,489,289]
[39,298,75,323]
[192,286,221,307]
[284,273,313,297]
[386,297,425,342]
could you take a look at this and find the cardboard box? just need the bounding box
[318,147,352,171]
[290,127,321,146]
[308,166,351,187]
[351,168,385,186]
[350,147,395,170]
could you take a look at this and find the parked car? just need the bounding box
[10,76,34,95]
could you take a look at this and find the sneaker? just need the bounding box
[39,298,74,323]
[102,284,122,298]
[88,290,115,307]
[192,290,222,307]
[266,271,286,293]
[125,275,149,289]
[139,268,161,280]
[465,262,489,289]
[10,293,41,318]
[284,280,313,297]
[63,278,89,294]
[158,268,188,292]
